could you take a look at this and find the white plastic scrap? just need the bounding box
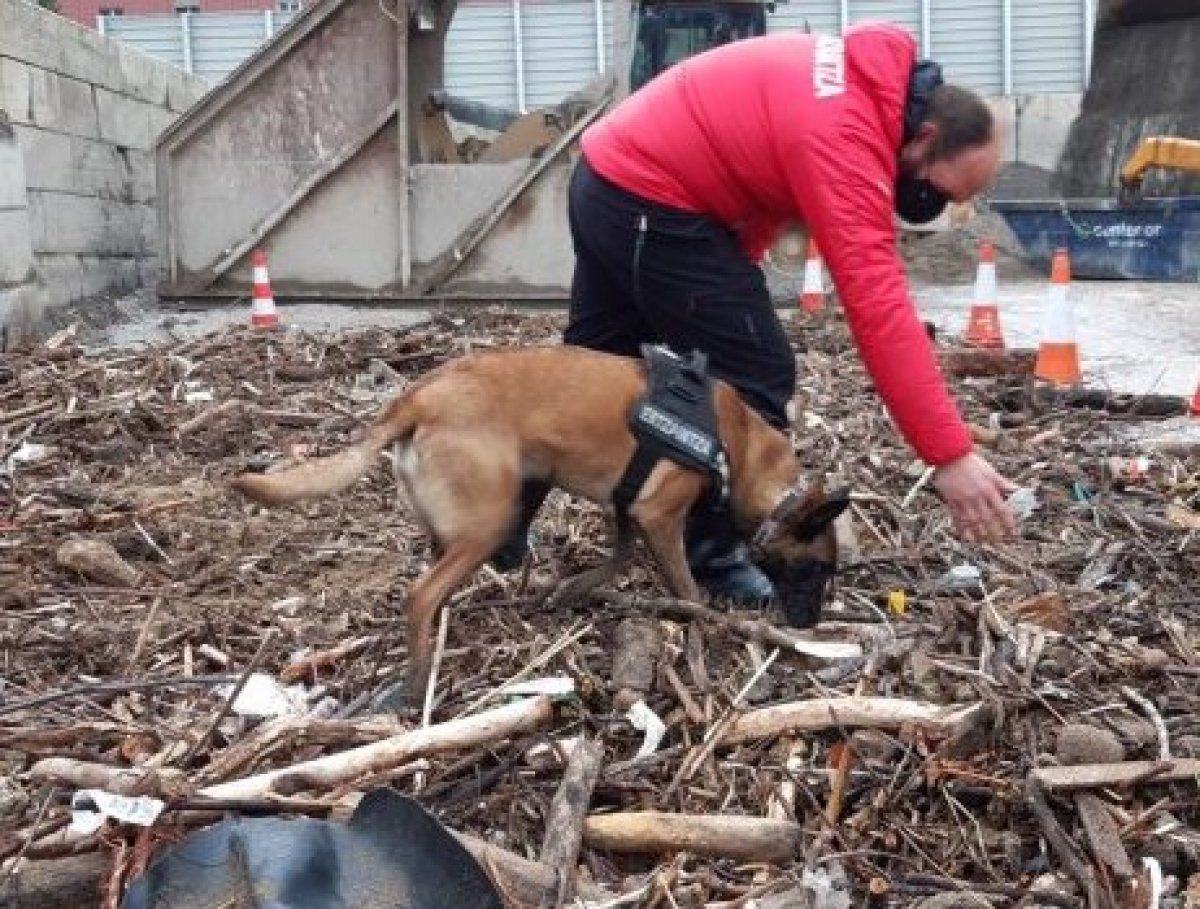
[215,672,309,718]
[938,563,983,591]
[6,442,52,471]
[1008,486,1040,521]
[798,867,851,909]
[625,699,667,760]
[182,380,214,404]
[504,675,576,701]
[70,789,164,835]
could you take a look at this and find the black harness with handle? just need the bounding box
[611,345,731,516]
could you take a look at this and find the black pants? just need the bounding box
[564,156,796,429]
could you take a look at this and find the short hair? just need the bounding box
[926,84,994,159]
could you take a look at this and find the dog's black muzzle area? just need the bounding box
[758,557,838,628]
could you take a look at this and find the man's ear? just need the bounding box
[900,122,938,172]
[785,486,852,541]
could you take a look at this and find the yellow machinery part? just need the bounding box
[1119,136,1200,190]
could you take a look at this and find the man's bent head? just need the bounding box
[900,84,1000,204]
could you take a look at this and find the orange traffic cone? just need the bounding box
[800,240,827,313]
[964,239,1004,348]
[1034,248,1081,386]
[250,249,280,329]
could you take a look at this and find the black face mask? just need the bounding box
[895,176,950,224]
[896,59,950,225]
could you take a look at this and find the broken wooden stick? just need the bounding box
[826,653,880,825]
[196,715,407,784]
[719,696,984,746]
[538,735,605,907]
[1030,759,1200,792]
[583,811,801,864]
[37,698,554,802]
[55,539,141,588]
[28,759,188,799]
[280,636,378,683]
[665,649,780,804]
[1075,791,1135,880]
[200,695,555,800]
[455,830,611,905]
[0,853,106,909]
[597,591,862,664]
[1025,775,1102,909]
[611,618,662,710]
[175,400,347,438]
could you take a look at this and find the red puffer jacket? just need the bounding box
[581,24,973,467]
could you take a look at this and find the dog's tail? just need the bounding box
[230,392,419,506]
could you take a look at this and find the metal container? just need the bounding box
[990,196,1200,281]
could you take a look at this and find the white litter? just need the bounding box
[626,699,667,759]
[70,789,164,835]
[215,672,309,718]
[1008,486,1040,520]
[504,676,576,701]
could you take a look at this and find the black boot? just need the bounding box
[685,501,775,606]
[489,479,552,572]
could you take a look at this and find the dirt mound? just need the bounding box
[991,161,1057,201]
[900,209,1038,284]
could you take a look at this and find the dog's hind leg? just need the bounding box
[402,541,494,706]
[400,434,521,705]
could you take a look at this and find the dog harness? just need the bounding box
[612,345,731,514]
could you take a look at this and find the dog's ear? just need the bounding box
[785,486,852,541]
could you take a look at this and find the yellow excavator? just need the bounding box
[1118,136,1200,204]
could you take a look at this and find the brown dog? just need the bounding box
[231,346,849,702]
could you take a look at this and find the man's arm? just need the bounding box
[782,117,1016,542]
[787,139,972,465]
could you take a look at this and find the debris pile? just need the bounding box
[900,209,1037,284]
[1,309,1197,907]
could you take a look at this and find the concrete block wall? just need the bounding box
[0,0,206,339]
[989,93,1083,174]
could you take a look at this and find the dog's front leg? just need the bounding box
[546,513,636,609]
[631,477,705,604]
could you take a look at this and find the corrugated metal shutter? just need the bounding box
[848,0,919,39]
[604,0,616,65]
[444,0,519,109]
[767,1,840,36]
[930,0,1002,94]
[1012,0,1083,92]
[522,0,601,108]
[188,12,272,83]
[105,11,298,82]
[104,16,186,70]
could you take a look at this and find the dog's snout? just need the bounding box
[760,558,837,628]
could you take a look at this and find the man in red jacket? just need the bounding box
[502,23,1017,605]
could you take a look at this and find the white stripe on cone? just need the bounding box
[1040,282,1075,342]
[802,257,823,294]
[973,260,996,303]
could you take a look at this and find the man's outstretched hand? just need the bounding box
[933,451,1018,544]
